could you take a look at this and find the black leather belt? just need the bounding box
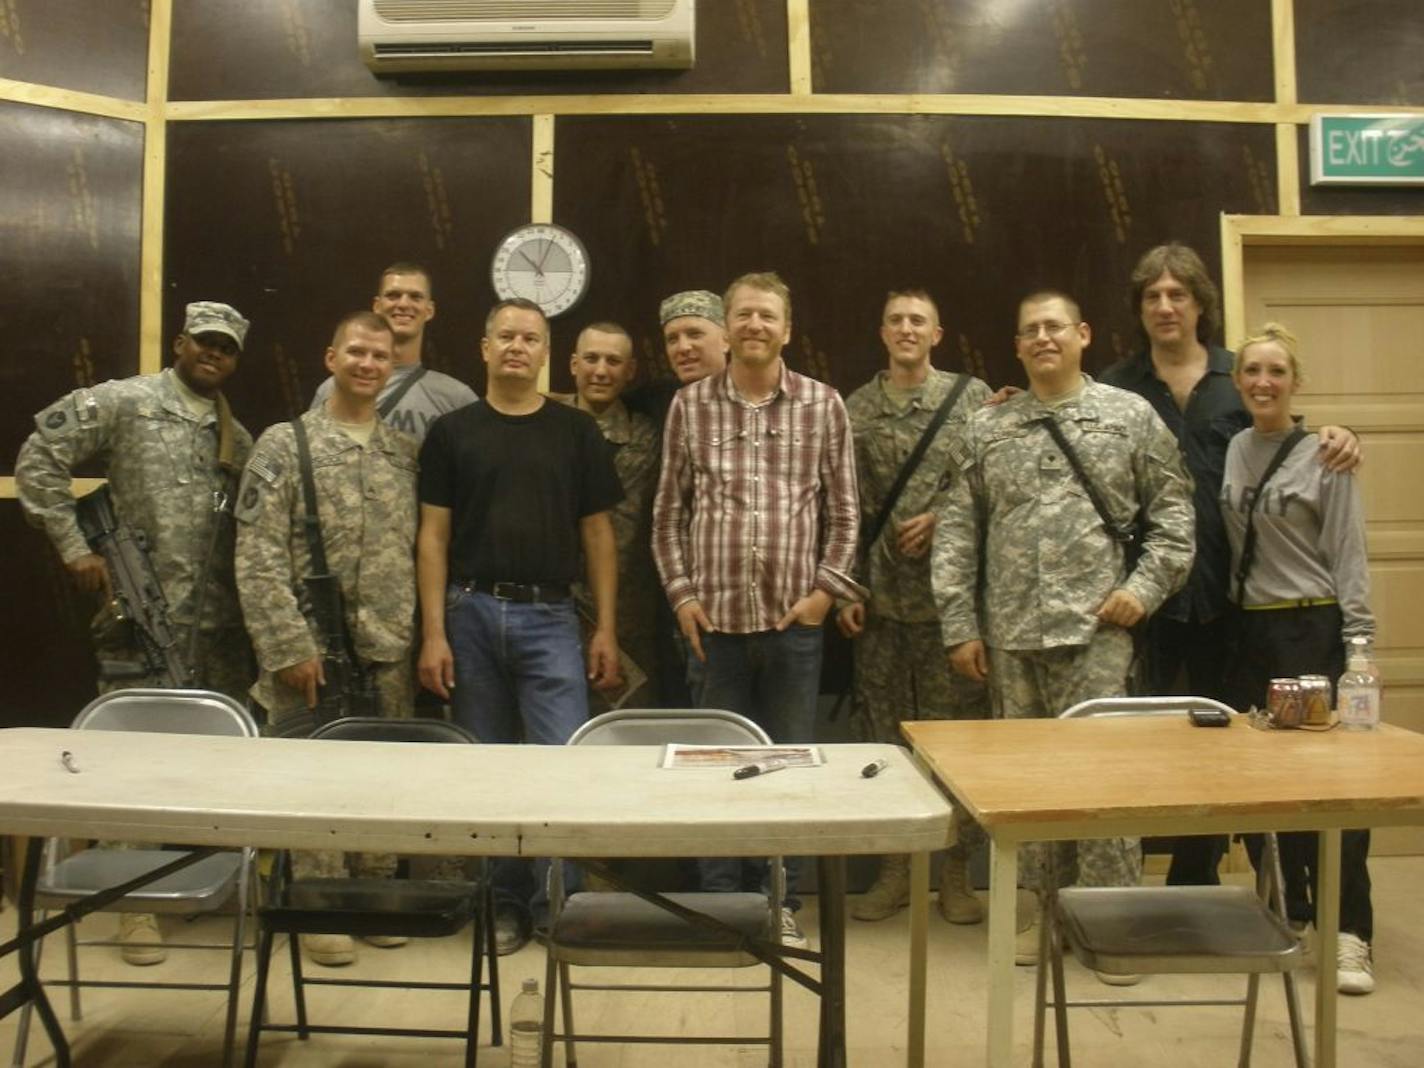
[463,579,571,603]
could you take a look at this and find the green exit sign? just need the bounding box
[1310,114,1424,186]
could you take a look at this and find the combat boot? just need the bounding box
[937,852,984,924]
[851,854,911,921]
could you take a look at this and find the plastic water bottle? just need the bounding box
[1337,636,1381,731]
[509,977,545,1067]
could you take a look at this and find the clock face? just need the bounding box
[490,224,590,318]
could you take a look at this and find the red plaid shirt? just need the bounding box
[652,364,863,633]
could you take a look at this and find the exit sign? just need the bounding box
[1310,114,1424,186]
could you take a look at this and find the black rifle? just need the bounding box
[291,418,379,729]
[76,485,193,688]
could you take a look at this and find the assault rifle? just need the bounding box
[288,416,380,732]
[76,485,193,688]
[303,571,379,726]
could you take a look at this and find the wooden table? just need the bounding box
[903,716,1424,1068]
[0,728,953,1067]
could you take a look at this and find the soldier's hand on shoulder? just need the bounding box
[1095,588,1145,628]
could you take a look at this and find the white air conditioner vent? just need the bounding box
[360,0,693,71]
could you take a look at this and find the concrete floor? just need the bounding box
[3,856,1422,1066]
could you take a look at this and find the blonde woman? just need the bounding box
[1220,322,1377,995]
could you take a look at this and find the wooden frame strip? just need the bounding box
[0,76,146,122]
[786,0,813,96]
[162,93,1295,125]
[137,0,174,374]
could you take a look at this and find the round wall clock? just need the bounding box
[489,223,590,318]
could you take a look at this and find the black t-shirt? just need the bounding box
[418,399,624,584]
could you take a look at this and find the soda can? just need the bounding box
[1267,678,1303,728]
[1298,674,1334,727]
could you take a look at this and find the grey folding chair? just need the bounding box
[541,708,785,1068]
[1033,695,1309,1068]
[243,716,499,1068]
[12,688,260,1068]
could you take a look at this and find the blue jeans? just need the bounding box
[696,625,823,909]
[445,585,588,920]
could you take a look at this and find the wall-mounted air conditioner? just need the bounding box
[359,0,695,73]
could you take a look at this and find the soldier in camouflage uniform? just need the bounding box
[234,311,419,967]
[15,300,254,964]
[932,290,1194,973]
[838,290,992,925]
[551,320,662,710]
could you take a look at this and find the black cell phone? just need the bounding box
[1188,709,1232,728]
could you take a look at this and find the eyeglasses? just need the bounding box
[1015,320,1081,342]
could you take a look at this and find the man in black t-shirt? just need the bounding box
[416,297,622,951]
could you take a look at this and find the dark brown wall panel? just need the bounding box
[810,0,1274,101]
[164,117,531,434]
[0,502,98,728]
[1297,127,1424,215]
[553,114,1276,396]
[0,0,148,100]
[0,101,144,472]
[169,0,786,101]
[1296,0,1424,105]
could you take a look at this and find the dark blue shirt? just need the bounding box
[1099,345,1249,623]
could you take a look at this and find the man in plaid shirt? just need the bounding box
[652,271,863,944]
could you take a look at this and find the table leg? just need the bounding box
[1314,828,1342,1068]
[13,837,70,1067]
[987,836,1018,1068]
[816,855,848,1068]
[908,851,929,1068]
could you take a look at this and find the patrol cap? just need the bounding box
[659,290,724,328]
[183,301,250,350]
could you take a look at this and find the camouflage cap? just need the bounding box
[183,301,250,350]
[659,290,724,327]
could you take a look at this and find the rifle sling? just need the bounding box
[1233,426,1309,606]
[289,417,331,577]
[863,372,973,553]
[378,365,428,419]
[1040,416,1136,546]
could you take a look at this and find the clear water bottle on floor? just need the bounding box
[1337,636,1381,731]
[509,977,545,1067]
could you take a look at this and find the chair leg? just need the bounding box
[558,961,577,1068]
[220,855,253,1068]
[769,963,783,1068]
[64,917,81,1021]
[1032,921,1049,1068]
[483,880,502,1045]
[1237,973,1261,1067]
[243,926,277,1068]
[540,946,558,1068]
[1281,971,1309,1068]
[1048,905,1071,1068]
[287,933,310,1039]
[465,913,483,1068]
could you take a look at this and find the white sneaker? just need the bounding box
[1336,932,1375,995]
[780,907,809,949]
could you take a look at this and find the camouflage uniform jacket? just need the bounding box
[844,368,991,623]
[234,406,419,685]
[933,376,1194,650]
[15,369,253,631]
[549,393,660,582]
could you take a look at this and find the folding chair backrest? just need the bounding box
[570,708,771,747]
[1059,695,1237,720]
[308,716,477,745]
[73,688,258,738]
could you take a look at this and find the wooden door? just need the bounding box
[1244,243,1424,853]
